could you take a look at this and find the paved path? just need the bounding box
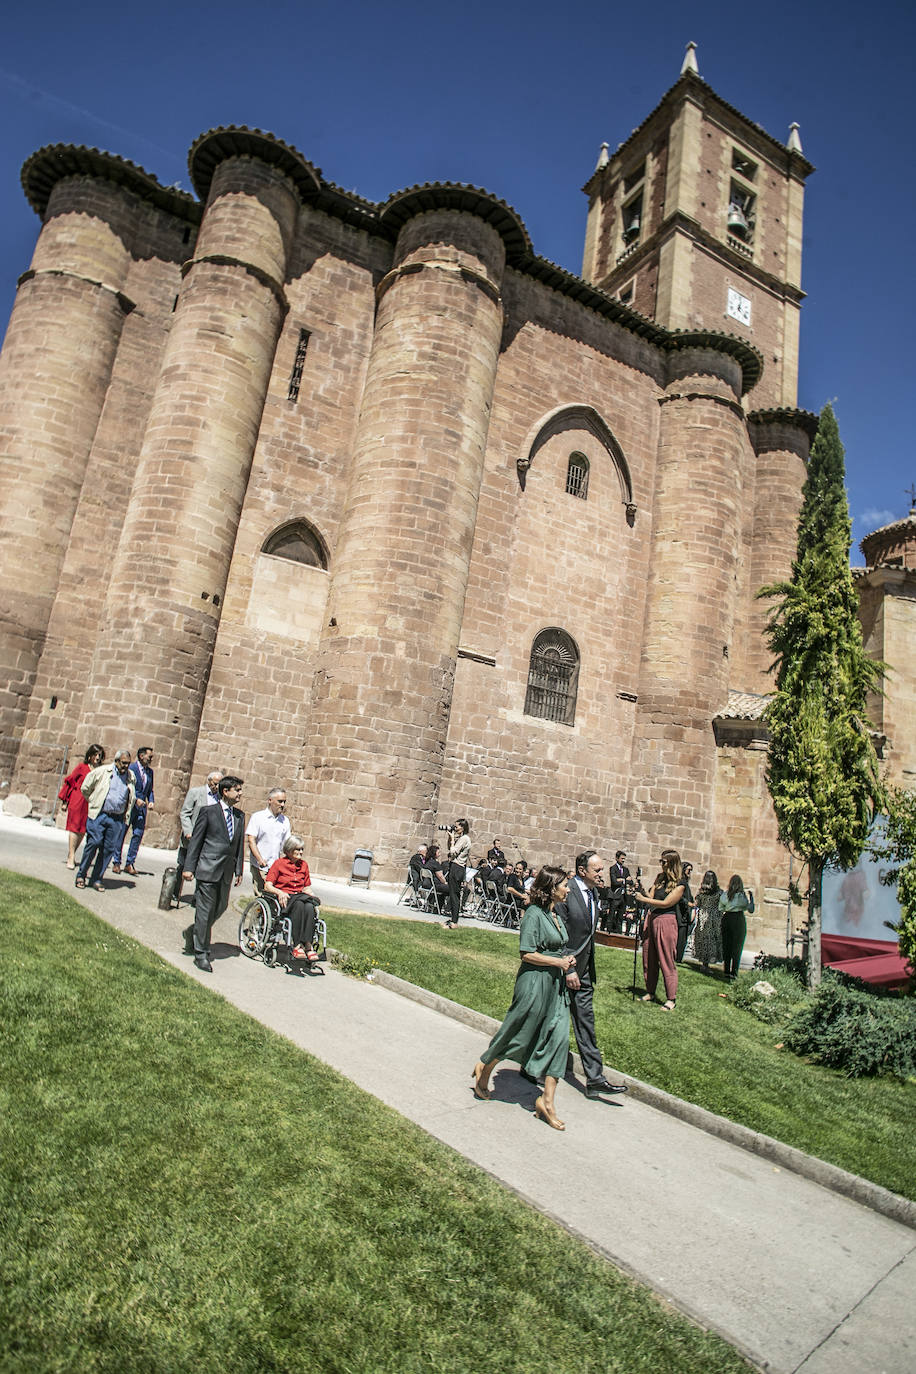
[2,814,914,1374]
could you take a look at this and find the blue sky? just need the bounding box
[1,1,913,556]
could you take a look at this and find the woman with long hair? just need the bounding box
[719,874,755,979]
[471,865,577,1130]
[692,869,723,971]
[58,744,105,869]
[637,849,686,1011]
[443,818,471,928]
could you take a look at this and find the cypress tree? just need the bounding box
[758,403,884,987]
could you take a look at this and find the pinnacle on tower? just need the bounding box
[594,141,609,171]
[787,122,803,153]
[681,41,699,76]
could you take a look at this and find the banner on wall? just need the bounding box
[822,818,901,946]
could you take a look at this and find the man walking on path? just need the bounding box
[114,746,154,875]
[182,776,245,972]
[555,849,628,1100]
[176,769,222,877]
[245,788,291,890]
[76,751,137,891]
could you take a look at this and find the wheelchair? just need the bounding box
[238,892,327,972]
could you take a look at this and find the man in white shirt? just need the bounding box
[245,788,291,890]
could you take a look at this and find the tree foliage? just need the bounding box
[871,788,916,979]
[758,403,885,984]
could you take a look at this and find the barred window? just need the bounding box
[524,628,580,726]
[262,521,327,570]
[566,452,589,499]
[287,328,311,402]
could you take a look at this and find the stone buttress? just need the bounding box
[632,338,760,859]
[299,188,526,877]
[0,174,135,780]
[77,132,316,841]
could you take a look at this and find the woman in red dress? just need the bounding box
[59,744,105,869]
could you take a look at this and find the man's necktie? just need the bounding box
[225,806,233,839]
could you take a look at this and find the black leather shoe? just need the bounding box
[193,954,213,973]
[586,1078,629,1098]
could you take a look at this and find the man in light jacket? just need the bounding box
[76,750,137,890]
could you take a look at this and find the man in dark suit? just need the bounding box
[487,840,507,869]
[182,776,245,972]
[115,746,155,876]
[555,849,628,1100]
[607,850,630,933]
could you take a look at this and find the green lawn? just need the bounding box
[324,909,916,1201]
[0,871,750,1374]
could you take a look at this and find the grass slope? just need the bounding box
[0,872,749,1374]
[326,911,916,1201]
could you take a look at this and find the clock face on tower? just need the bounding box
[726,287,752,327]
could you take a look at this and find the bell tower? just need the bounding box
[581,43,814,410]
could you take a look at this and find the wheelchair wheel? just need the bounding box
[239,897,271,960]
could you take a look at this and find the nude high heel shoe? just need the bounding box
[535,1095,565,1131]
[471,1062,490,1100]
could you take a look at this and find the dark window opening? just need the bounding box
[623,161,645,193]
[731,148,758,181]
[727,181,756,243]
[622,193,642,244]
[566,452,590,499]
[524,628,580,726]
[287,328,311,402]
[262,521,327,570]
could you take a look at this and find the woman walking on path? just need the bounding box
[720,875,755,979]
[471,866,577,1130]
[637,849,686,1011]
[59,745,104,869]
[692,869,723,971]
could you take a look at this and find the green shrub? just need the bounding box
[730,968,808,1025]
[752,952,806,981]
[784,978,916,1078]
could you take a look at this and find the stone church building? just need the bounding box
[1,47,869,947]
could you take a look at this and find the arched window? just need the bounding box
[261,521,327,570]
[566,452,589,499]
[524,628,580,726]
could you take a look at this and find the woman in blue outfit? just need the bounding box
[471,866,576,1131]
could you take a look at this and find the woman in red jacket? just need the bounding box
[59,744,105,869]
[263,834,321,962]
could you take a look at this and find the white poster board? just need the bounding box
[822,819,902,943]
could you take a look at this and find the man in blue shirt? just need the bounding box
[76,751,137,890]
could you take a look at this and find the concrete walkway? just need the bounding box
[2,813,914,1374]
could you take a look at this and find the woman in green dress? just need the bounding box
[471,866,576,1131]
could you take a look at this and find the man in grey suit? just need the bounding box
[555,850,628,1100]
[182,776,244,972]
[174,769,222,901]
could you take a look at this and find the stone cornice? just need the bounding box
[21,143,201,223]
[747,406,819,440]
[378,183,532,264]
[180,252,288,311]
[16,267,136,314]
[664,330,763,395]
[188,126,322,204]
